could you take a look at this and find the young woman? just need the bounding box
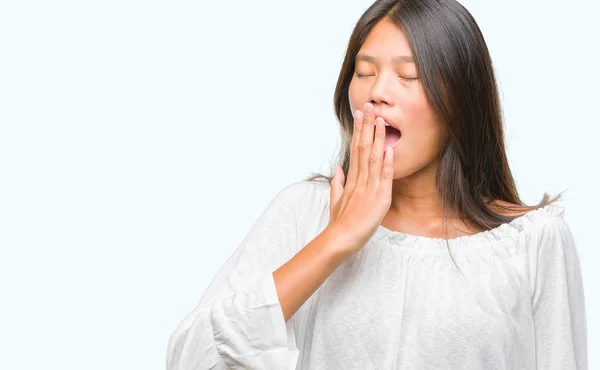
[167,0,587,368]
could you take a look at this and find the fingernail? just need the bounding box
[364,103,373,115]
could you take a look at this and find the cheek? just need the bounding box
[408,123,446,153]
[393,120,447,178]
[406,90,445,138]
[348,84,361,114]
[401,95,440,142]
[400,106,446,156]
[401,122,441,155]
[401,87,431,118]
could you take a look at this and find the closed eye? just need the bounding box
[355,72,419,82]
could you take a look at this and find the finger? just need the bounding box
[368,117,386,191]
[358,103,374,187]
[377,146,395,198]
[346,109,363,188]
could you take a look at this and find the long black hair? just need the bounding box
[306,0,562,266]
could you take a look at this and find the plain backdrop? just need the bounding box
[1,0,598,369]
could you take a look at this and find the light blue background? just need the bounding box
[1,0,597,369]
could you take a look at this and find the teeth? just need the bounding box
[378,117,392,126]
[380,119,391,126]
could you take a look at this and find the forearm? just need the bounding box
[273,226,351,322]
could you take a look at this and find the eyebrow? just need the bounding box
[355,53,414,64]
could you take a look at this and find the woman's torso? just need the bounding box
[291,182,541,369]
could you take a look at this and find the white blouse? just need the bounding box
[166,179,588,369]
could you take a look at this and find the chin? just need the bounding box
[392,160,437,180]
[391,166,418,180]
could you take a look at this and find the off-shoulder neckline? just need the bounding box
[372,204,565,251]
[304,178,565,251]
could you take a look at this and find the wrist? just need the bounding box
[320,224,356,264]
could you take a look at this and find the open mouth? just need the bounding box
[384,125,401,147]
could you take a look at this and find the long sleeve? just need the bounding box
[166,180,326,370]
[528,214,588,369]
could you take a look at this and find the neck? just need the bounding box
[389,160,459,220]
[384,159,488,238]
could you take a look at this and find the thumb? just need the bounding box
[330,165,344,212]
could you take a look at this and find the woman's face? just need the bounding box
[348,17,448,179]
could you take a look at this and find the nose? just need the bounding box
[368,71,397,107]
